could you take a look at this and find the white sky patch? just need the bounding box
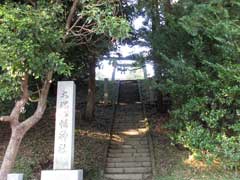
[126,0,137,6]
[133,15,151,31]
[146,62,155,77]
[133,16,145,30]
[96,14,154,80]
[117,44,150,57]
[171,0,179,4]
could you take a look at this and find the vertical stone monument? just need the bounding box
[53,81,76,170]
[104,78,109,106]
[7,174,23,180]
[41,81,83,180]
[143,65,147,79]
[112,62,116,81]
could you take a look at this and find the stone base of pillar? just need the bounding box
[41,170,83,180]
[7,174,24,180]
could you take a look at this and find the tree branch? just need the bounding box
[2,73,30,127]
[20,74,29,101]
[27,0,37,7]
[0,116,14,122]
[20,71,53,132]
[66,0,79,30]
[10,75,29,115]
[67,15,83,33]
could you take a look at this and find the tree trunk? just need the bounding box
[85,58,96,122]
[0,127,25,180]
[151,0,161,77]
[0,71,53,180]
[164,0,172,15]
[151,0,166,112]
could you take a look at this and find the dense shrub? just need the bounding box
[154,0,240,168]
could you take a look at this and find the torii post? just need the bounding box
[104,78,109,106]
[112,61,117,81]
[143,64,147,79]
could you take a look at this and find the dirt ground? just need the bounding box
[1,80,238,180]
[146,105,239,180]
[0,81,116,180]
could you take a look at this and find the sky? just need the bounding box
[96,0,182,80]
[96,16,155,80]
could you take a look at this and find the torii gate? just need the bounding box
[109,59,148,81]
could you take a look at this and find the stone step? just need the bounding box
[112,134,146,138]
[104,84,153,179]
[106,161,151,168]
[110,144,149,149]
[114,120,146,124]
[109,148,149,153]
[104,173,151,180]
[108,152,150,158]
[113,124,146,127]
[114,123,146,125]
[114,121,146,124]
[116,127,148,131]
[119,137,147,141]
[113,122,146,125]
[107,157,151,163]
[110,143,149,147]
[105,167,152,174]
[122,137,148,140]
[114,117,146,120]
[113,131,147,136]
[111,141,148,146]
[113,128,145,131]
[113,126,146,130]
[111,137,147,143]
[116,122,144,126]
[114,120,146,123]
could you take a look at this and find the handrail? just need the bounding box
[101,80,120,178]
[137,80,156,179]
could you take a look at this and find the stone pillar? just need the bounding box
[41,81,83,180]
[53,81,76,170]
[7,174,23,180]
[112,62,116,81]
[143,65,147,79]
[104,78,109,106]
[41,170,83,180]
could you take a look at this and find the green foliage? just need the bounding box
[63,0,130,80]
[151,0,240,168]
[0,2,70,101]
[80,0,130,39]
[14,156,36,180]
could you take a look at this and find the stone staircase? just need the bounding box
[104,81,152,180]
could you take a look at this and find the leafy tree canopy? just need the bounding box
[0,2,70,100]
